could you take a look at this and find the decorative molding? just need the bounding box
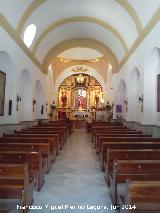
[0,13,45,74]
[16,0,45,34]
[43,38,119,73]
[116,0,143,33]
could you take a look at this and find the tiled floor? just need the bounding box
[0,129,116,213]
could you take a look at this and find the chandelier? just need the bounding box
[72,65,88,72]
[77,74,85,83]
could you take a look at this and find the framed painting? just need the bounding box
[157,74,160,112]
[116,104,122,113]
[0,70,6,115]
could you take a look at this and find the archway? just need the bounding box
[19,69,32,121]
[114,79,127,119]
[144,47,160,125]
[0,51,16,124]
[128,68,141,122]
[54,65,107,102]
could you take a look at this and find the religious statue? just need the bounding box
[78,95,83,108]
[95,91,100,108]
[61,90,67,107]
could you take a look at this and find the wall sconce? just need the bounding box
[46,102,48,112]
[124,100,128,105]
[138,94,143,112]
[138,94,143,103]
[124,100,128,112]
[33,98,36,112]
[16,93,21,111]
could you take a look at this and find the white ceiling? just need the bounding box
[1,0,160,69]
[35,22,125,62]
[58,48,103,60]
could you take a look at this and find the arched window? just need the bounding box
[23,24,36,48]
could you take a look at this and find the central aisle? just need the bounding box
[31,129,115,213]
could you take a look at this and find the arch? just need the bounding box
[17,0,141,38]
[116,0,142,33]
[0,51,16,124]
[128,67,141,122]
[54,65,107,103]
[17,0,45,34]
[144,47,160,125]
[43,38,119,73]
[34,80,44,119]
[19,69,32,121]
[114,79,127,119]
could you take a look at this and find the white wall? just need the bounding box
[0,28,47,125]
[113,22,160,126]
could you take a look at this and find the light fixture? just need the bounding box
[138,94,143,103]
[124,100,128,112]
[16,94,21,111]
[124,100,128,105]
[33,98,36,112]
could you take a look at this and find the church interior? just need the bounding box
[0,1,160,212]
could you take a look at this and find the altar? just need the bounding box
[73,111,88,120]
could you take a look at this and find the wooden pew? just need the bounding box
[92,128,137,143]
[0,151,45,191]
[27,127,67,142]
[100,141,160,171]
[91,126,129,141]
[119,180,160,213]
[4,133,60,156]
[97,134,152,154]
[1,137,53,172]
[13,131,63,151]
[38,120,73,136]
[109,160,160,205]
[94,131,142,148]
[0,141,49,172]
[0,163,34,213]
[0,210,10,213]
[105,149,160,186]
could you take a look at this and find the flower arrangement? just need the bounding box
[105,102,114,111]
[49,101,56,117]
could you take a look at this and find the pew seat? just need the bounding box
[0,151,45,191]
[0,163,34,213]
[0,138,52,173]
[119,180,160,213]
[109,160,160,205]
[105,149,160,186]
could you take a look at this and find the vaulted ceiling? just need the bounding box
[1,0,160,73]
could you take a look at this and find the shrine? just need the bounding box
[57,74,105,120]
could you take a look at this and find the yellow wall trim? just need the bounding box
[16,0,45,35]
[116,0,143,34]
[119,8,160,70]
[32,16,128,54]
[0,13,45,73]
[43,38,119,73]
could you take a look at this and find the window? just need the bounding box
[23,24,36,48]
